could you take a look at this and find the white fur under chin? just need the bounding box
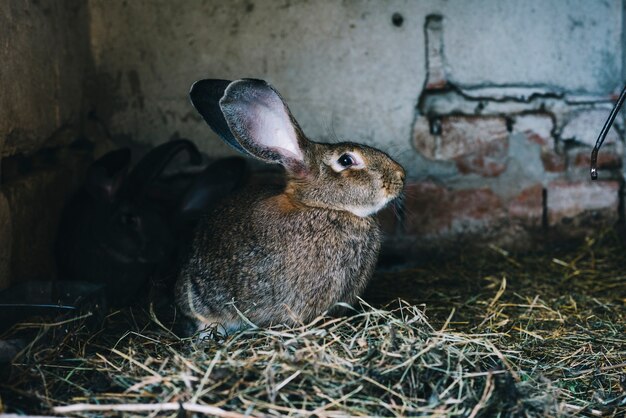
[345,199,390,217]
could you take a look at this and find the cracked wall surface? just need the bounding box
[1,0,625,287]
[86,0,625,254]
[403,12,624,252]
[86,0,623,171]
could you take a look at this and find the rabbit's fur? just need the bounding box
[175,79,405,333]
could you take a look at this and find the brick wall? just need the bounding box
[1,4,623,290]
[378,15,624,255]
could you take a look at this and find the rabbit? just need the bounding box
[150,155,250,297]
[56,139,248,306]
[175,78,405,335]
[173,156,249,238]
[55,140,199,305]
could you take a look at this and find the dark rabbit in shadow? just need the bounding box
[176,79,405,335]
[56,139,247,306]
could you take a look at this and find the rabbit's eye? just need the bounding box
[338,154,355,167]
[331,151,364,172]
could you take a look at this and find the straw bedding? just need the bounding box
[0,232,624,417]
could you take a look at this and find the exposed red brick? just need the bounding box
[403,182,448,236]
[404,181,504,237]
[571,149,622,170]
[425,79,448,90]
[527,133,548,146]
[412,117,437,158]
[453,188,502,219]
[507,184,544,226]
[413,115,510,177]
[424,15,447,90]
[513,113,554,147]
[428,115,511,177]
[454,139,508,177]
[546,180,619,225]
[541,150,566,172]
[439,115,509,159]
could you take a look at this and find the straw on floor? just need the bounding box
[0,232,624,417]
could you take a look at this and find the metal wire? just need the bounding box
[590,85,626,180]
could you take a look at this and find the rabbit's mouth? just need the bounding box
[338,175,404,218]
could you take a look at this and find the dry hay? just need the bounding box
[0,232,625,417]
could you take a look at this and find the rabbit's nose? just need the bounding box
[395,169,405,183]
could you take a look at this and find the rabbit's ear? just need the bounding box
[189,79,249,155]
[219,79,307,172]
[86,148,132,201]
[178,156,248,221]
[123,139,202,199]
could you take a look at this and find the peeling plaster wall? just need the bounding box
[87,0,623,176]
[86,0,422,162]
[0,0,622,284]
[440,1,622,94]
[406,9,626,250]
[85,0,626,252]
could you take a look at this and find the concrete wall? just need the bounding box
[0,0,91,158]
[87,0,623,169]
[0,0,92,288]
[86,0,625,252]
[0,0,623,288]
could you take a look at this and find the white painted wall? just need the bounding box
[87,0,623,177]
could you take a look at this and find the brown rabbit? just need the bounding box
[175,79,405,335]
